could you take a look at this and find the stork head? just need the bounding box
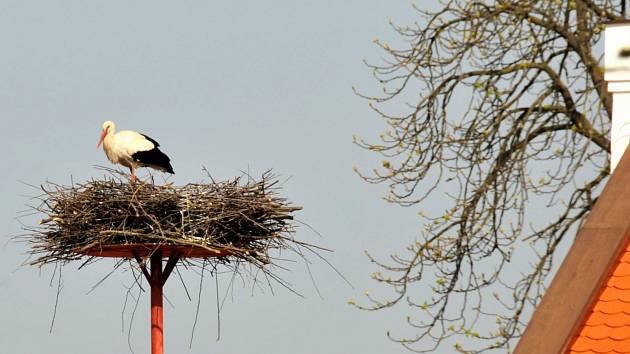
[97,121,115,148]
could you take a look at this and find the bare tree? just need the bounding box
[353,1,625,352]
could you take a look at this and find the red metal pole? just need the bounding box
[150,252,164,354]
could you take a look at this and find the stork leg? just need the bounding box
[129,166,137,183]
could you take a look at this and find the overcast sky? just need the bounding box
[0,2,455,354]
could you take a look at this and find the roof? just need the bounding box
[568,247,630,353]
[514,148,630,354]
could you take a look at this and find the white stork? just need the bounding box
[96,121,174,182]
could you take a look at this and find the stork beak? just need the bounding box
[96,129,107,149]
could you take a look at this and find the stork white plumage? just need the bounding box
[97,121,174,182]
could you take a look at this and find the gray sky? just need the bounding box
[0,2,447,354]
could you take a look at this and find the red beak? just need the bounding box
[96,129,107,148]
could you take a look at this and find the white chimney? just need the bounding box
[605,21,630,172]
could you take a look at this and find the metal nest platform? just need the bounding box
[76,243,232,258]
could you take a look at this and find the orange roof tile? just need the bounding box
[613,263,630,277]
[567,244,630,353]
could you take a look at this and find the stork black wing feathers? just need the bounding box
[132,148,175,174]
[140,133,160,147]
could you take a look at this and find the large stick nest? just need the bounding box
[25,170,305,268]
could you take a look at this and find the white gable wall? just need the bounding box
[606,22,630,172]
